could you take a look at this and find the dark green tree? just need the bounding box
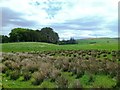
[40,27,59,43]
[68,38,77,44]
[0,35,2,43]
[9,27,59,44]
[9,28,27,42]
[58,38,77,45]
[1,35,9,43]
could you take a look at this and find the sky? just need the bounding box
[0,0,119,40]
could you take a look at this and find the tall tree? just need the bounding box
[1,35,9,43]
[9,28,27,42]
[40,27,59,43]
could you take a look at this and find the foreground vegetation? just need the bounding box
[1,49,120,88]
[1,38,119,88]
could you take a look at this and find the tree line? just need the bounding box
[1,27,59,44]
[0,27,77,44]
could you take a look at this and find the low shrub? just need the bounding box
[76,69,84,79]
[23,72,31,81]
[1,64,8,73]
[71,80,82,88]
[10,70,20,80]
[115,79,120,88]
[5,70,11,77]
[32,71,45,85]
[49,69,61,82]
[56,76,68,88]
[25,62,38,73]
[4,61,12,69]
[11,62,20,70]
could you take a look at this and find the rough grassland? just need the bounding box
[1,38,119,88]
[1,50,119,88]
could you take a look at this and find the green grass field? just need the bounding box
[1,38,118,52]
[2,72,117,88]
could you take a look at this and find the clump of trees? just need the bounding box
[1,27,78,44]
[58,38,78,45]
[1,27,59,44]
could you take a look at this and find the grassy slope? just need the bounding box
[77,38,118,44]
[1,38,118,52]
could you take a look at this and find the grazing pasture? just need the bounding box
[1,38,118,52]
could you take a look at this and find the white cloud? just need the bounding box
[1,0,119,39]
[52,0,117,21]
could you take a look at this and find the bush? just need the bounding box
[10,70,20,80]
[76,69,84,78]
[56,76,68,88]
[4,61,19,70]
[116,80,120,88]
[1,64,8,73]
[49,69,61,82]
[62,61,69,72]
[5,70,11,77]
[71,80,82,88]
[25,62,38,73]
[4,61,12,69]
[32,71,45,85]
[23,72,31,81]
[11,62,20,70]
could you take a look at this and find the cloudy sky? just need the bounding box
[1,0,119,40]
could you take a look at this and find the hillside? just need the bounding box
[77,38,118,44]
[1,38,118,52]
[1,38,119,88]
